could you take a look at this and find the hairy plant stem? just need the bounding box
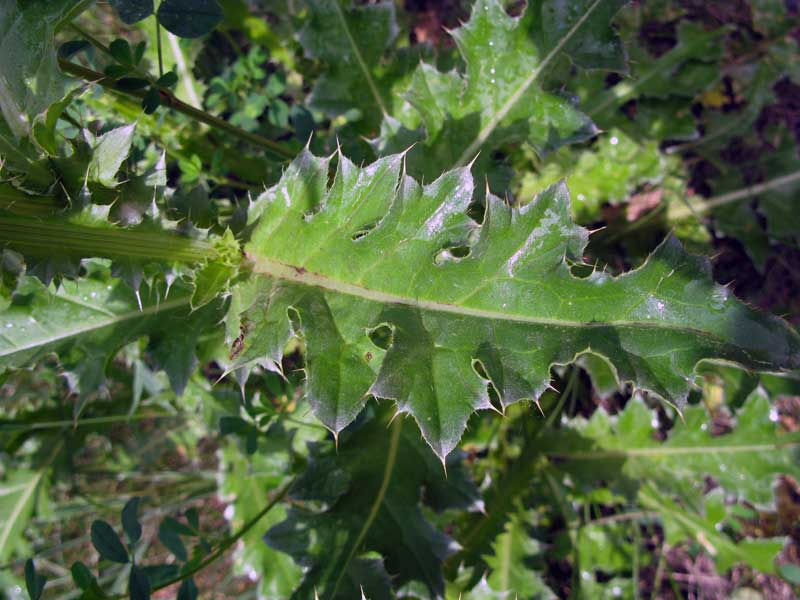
[0,216,217,263]
[58,59,295,160]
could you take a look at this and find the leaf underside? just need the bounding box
[233,149,800,459]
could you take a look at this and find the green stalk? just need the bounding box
[0,216,217,263]
[68,23,115,60]
[156,20,164,78]
[58,60,295,160]
[0,412,182,433]
[670,169,800,220]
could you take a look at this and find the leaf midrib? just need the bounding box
[549,439,800,459]
[330,417,402,597]
[0,440,62,557]
[0,472,41,556]
[248,254,735,340]
[454,0,606,167]
[330,0,388,116]
[0,295,190,359]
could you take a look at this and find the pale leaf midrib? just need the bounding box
[330,0,388,115]
[454,0,606,167]
[330,418,401,597]
[549,440,800,459]
[0,296,190,359]
[248,254,735,341]
[0,472,41,556]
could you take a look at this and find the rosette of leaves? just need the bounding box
[229,148,800,459]
[375,0,628,187]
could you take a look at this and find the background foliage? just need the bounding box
[1,0,800,599]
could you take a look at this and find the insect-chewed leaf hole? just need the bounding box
[351,220,380,241]
[368,323,393,350]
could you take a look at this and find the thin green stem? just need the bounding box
[650,542,667,600]
[632,520,641,600]
[583,511,658,527]
[156,19,164,78]
[548,438,800,460]
[0,412,182,433]
[669,169,800,220]
[68,23,115,60]
[58,60,295,160]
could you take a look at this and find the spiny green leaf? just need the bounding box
[219,430,303,598]
[640,485,785,574]
[265,406,480,599]
[91,520,129,564]
[0,469,46,561]
[483,512,555,598]
[578,522,633,574]
[546,389,800,506]
[191,229,240,309]
[377,0,628,182]
[518,128,678,223]
[0,272,222,398]
[88,124,136,188]
[583,21,726,134]
[299,0,398,132]
[0,0,88,144]
[527,0,629,72]
[235,149,800,459]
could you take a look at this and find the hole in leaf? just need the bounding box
[487,382,503,413]
[351,220,379,241]
[287,306,302,332]
[368,324,393,350]
[471,359,489,380]
[434,245,471,265]
[473,359,503,413]
[467,200,485,224]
